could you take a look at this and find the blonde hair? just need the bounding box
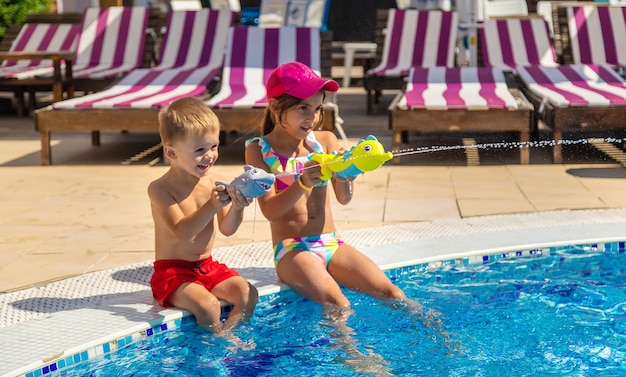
[158,97,220,144]
[260,93,326,135]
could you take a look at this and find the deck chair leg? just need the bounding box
[41,131,52,166]
[374,90,382,105]
[392,129,402,165]
[553,127,563,164]
[367,90,374,115]
[27,90,37,114]
[91,131,100,146]
[401,131,409,144]
[14,90,26,117]
[520,130,530,164]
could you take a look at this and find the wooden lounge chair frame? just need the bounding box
[363,9,458,115]
[0,13,82,115]
[520,4,626,163]
[388,68,533,165]
[34,10,241,166]
[0,9,163,115]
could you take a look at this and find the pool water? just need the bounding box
[50,245,626,376]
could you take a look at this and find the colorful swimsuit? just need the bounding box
[246,133,342,267]
[246,132,327,192]
[274,232,344,267]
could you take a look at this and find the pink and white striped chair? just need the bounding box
[0,23,79,79]
[71,6,151,81]
[363,9,458,114]
[480,16,626,163]
[206,26,341,137]
[566,5,626,69]
[0,21,80,115]
[479,16,558,71]
[35,9,234,165]
[388,66,533,164]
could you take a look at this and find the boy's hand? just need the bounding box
[212,184,232,208]
[227,185,253,210]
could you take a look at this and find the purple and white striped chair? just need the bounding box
[0,23,79,79]
[35,9,234,165]
[479,16,558,71]
[480,16,626,163]
[206,26,342,138]
[51,9,233,109]
[388,66,532,164]
[566,5,626,69]
[70,6,151,80]
[363,9,458,114]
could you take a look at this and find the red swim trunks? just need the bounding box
[151,256,240,307]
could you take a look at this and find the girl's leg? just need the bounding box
[276,249,351,309]
[212,276,259,331]
[169,282,224,331]
[328,243,406,301]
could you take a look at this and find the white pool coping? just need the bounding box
[2,208,626,377]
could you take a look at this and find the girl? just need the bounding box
[245,61,407,313]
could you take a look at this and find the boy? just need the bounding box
[148,97,258,333]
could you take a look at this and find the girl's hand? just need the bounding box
[301,160,323,188]
[332,173,355,183]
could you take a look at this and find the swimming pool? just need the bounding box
[4,213,626,376]
[23,240,626,376]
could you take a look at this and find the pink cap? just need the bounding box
[267,61,339,99]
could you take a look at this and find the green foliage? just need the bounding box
[0,0,52,39]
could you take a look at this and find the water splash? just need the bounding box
[274,137,624,178]
[391,137,616,157]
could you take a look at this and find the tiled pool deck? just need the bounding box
[2,87,626,376]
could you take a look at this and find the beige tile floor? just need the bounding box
[2,85,626,293]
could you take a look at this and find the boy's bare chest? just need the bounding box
[172,184,213,214]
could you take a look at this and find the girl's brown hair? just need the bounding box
[260,93,326,135]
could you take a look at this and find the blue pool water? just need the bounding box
[48,244,626,376]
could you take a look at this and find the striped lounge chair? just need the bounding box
[0,21,80,115]
[363,9,458,114]
[34,9,234,165]
[388,66,533,164]
[481,16,626,163]
[206,26,342,139]
[0,23,79,79]
[564,5,626,69]
[70,6,151,91]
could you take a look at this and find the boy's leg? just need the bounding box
[276,250,350,309]
[328,243,406,301]
[169,282,223,331]
[212,276,258,331]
